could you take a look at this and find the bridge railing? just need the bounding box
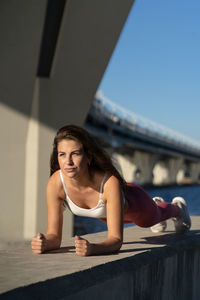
[93,91,200,154]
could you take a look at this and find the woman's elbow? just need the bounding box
[113,238,123,252]
[55,235,62,248]
[117,239,123,250]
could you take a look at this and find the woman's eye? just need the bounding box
[73,152,81,155]
[59,153,64,157]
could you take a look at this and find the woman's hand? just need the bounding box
[75,236,93,256]
[31,233,47,254]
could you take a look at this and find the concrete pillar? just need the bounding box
[112,150,156,185]
[176,163,188,184]
[153,160,169,185]
[166,158,184,185]
[132,151,156,185]
[176,160,195,184]
[0,1,47,241]
[153,157,185,185]
[112,152,137,182]
[188,162,200,183]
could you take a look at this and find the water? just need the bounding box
[74,184,200,236]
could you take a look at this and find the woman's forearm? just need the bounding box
[90,237,123,255]
[44,234,61,251]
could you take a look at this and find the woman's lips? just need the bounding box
[64,168,76,172]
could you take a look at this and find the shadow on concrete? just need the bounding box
[119,246,162,254]
[46,246,75,254]
[120,230,200,254]
[142,230,200,245]
[44,230,200,255]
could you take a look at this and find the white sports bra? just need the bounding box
[60,170,107,218]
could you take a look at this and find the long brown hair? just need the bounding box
[50,125,126,191]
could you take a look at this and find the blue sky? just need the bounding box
[98,0,200,142]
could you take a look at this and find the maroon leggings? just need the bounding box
[123,183,179,227]
[100,183,179,227]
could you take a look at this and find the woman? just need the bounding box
[31,125,191,256]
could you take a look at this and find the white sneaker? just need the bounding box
[172,197,191,234]
[150,197,167,233]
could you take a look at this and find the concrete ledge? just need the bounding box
[1,216,200,299]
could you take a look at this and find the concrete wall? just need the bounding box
[60,241,200,300]
[0,0,135,241]
[1,224,200,299]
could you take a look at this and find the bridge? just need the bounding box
[85,91,200,185]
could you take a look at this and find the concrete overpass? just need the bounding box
[85,92,200,185]
[0,0,135,241]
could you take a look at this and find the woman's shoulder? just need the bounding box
[47,170,62,189]
[101,174,123,203]
[104,174,121,190]
[46,170,65,200]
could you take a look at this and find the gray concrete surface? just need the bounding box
[0,216,200,299]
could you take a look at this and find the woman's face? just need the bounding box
[57,139,89,179]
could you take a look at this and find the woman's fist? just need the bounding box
[31,233,46,254]
[75,236,93,256]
